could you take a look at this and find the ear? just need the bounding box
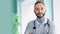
[34,9,35,13]
[45,9,46,13]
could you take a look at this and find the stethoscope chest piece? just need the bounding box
[33,27,36,29]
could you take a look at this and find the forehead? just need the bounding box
[35,3,45,8]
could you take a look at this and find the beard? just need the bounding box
[36,13,45,18]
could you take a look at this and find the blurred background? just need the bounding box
[0,0,21,34]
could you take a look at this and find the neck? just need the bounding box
[37,16,45,21]
[38,16,45,20]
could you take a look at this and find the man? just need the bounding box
[24,1,55,34]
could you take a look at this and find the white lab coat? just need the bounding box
[24,18,55,34]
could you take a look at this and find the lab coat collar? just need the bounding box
[35,17,47,24]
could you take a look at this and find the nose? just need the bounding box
[38,9,41,13]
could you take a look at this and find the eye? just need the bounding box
[41,8,43,10]
[35,8,39,11]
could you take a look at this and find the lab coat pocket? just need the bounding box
[32,29,36,34]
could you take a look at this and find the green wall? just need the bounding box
[0,0,17,34]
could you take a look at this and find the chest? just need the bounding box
[32,23,50,34]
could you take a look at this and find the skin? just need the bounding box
[34,3,46,19]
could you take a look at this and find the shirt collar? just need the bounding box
[35,17,47,23]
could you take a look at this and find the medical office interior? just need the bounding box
[0,0,60,34]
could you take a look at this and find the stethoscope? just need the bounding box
[33,19,50,29]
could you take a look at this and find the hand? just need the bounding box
[29,32,32,34]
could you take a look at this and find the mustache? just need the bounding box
[36,13,43,15]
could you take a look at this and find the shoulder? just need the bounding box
[47,19,56,34]
[47,18,55,28]
[27,20,35,26]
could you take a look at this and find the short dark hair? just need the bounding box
[35,1,45,6]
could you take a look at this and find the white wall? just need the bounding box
[54,0,60,34]
[21,0,36,34]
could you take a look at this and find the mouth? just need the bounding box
[36,13,45,18]
[38,14,43,16]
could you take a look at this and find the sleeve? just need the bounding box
[24,22,33,34]
[49,21,56,34]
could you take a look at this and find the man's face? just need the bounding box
[34,3,46,18]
